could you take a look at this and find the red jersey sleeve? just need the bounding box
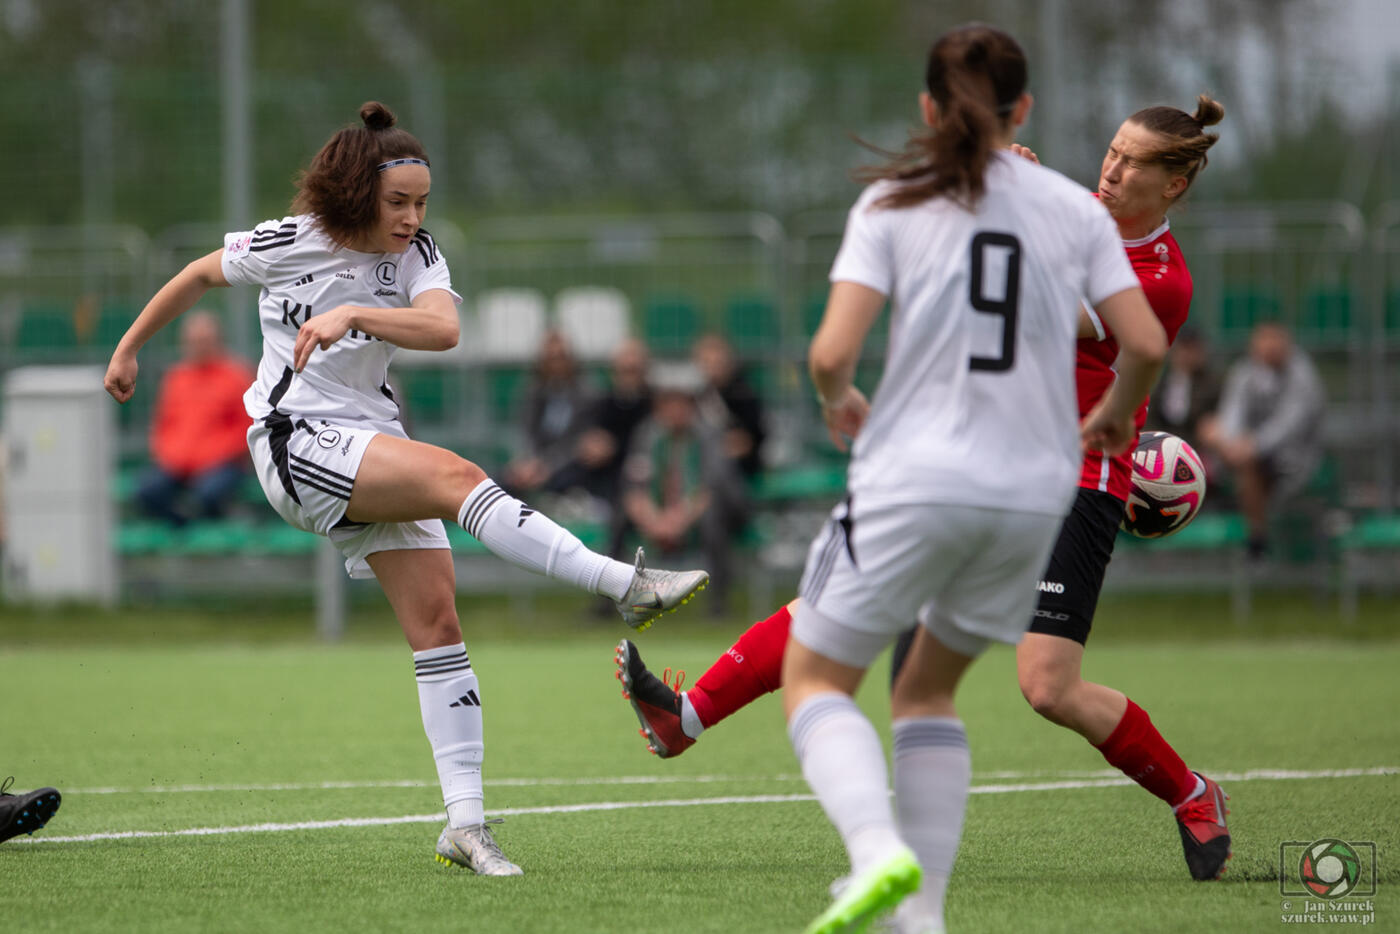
[1077,225,1192,500]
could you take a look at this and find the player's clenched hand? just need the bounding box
[820,385,869,453]
[293,306,355,372]
[1080,399,1136,456]
[104,352,139,403]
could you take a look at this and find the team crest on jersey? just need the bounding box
[226,234,253,259]
[316,429,342,449]
[375,261,397,286]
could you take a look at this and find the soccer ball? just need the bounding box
[1120,430,1207,539]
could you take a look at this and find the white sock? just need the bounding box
[679,693,706,739]
[892,717,970,931]
[1173,773,1207,810]
[414,643,485,828]
[788,692,905,875]
[457,479,634,600]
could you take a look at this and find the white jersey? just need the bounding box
[221,215,461,426]
[831,151,1139,517]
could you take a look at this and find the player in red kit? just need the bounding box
[616,95,1233,883]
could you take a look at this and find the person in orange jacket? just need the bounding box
[135,310,254,525]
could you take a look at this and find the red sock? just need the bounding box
[1094,699,1198,807]
[687,604,792,729]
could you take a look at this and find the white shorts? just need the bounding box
[793,497,1063,665]
[247,414,449,579]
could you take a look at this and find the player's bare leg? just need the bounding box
[1017,632,1231,880]
[370,549,521,875]
[614,600,795,757]
[350,434,706,630]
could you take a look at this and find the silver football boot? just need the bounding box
[434,821,523,876]
[614,547,709,631]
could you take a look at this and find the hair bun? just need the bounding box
[1193,94,1225,128]
[360,101,397,131]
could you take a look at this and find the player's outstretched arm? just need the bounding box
[105,249,229,403]
[1082,286,1166,455]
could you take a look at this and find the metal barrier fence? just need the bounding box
[0,201,1396,504]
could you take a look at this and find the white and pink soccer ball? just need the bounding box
[1120,430,1207,539]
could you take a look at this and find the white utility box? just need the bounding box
[3,366,117,604]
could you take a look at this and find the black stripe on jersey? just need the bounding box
[289,453,354,486]
[267,366,294,411]
[290,468,352,501]
[249,236,296,254]
[414,229,440,263]
[463,484,510,537]
[252,221,297,242]
[262,413,302,506]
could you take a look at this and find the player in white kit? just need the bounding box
[104,102,707,876]
[783,26,1168,934]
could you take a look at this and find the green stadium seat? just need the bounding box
[1342,513,1400,550]
[485,365,528,426]
[1129,511,1247,551]
[395,367,449,424]
[643,293,701,354]
[1386,290,1400,341]
[752,464,847,503]
[116,520,179,556]
[724,293,780,354]
[1298,288,1354,346]
[258,523,319,556]
[177,519,258,556]
[17,304,78,349]
[94,303,140,349]
[1219,287,1279,338]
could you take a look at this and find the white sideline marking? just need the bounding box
[63,765,1398,796]
[18,766,1396,846]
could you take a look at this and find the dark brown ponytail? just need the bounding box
[859,24,1027,211]
[292,101,430,248]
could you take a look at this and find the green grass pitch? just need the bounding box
[2,595,1398,933]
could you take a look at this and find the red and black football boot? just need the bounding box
[614,639,694,759]
[1174,771,1232,880]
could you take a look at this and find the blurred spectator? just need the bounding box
[1145,327,1222,455]
[692,333,767,480]
[136,311,254,526]
[575,338,655,517]
[503,330,596,497]
[1198,321,1324,558]
[623,363,749,615]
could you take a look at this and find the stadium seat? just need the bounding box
[643,293,701,354]
[1339,512,1400,620]
[1298,288,1355,347]
[1385,290,1400,341]
[1218,287,1279,340]
[393,367,450,424]
[477,288,549,363]
[724,293,780,354]
[554,286,632,361]
[116,520,179,556]
[16,304,77,350]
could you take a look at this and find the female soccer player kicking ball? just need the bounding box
[105,102,707,876]
[617,88,1231,914]
[620,23,1167,933]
